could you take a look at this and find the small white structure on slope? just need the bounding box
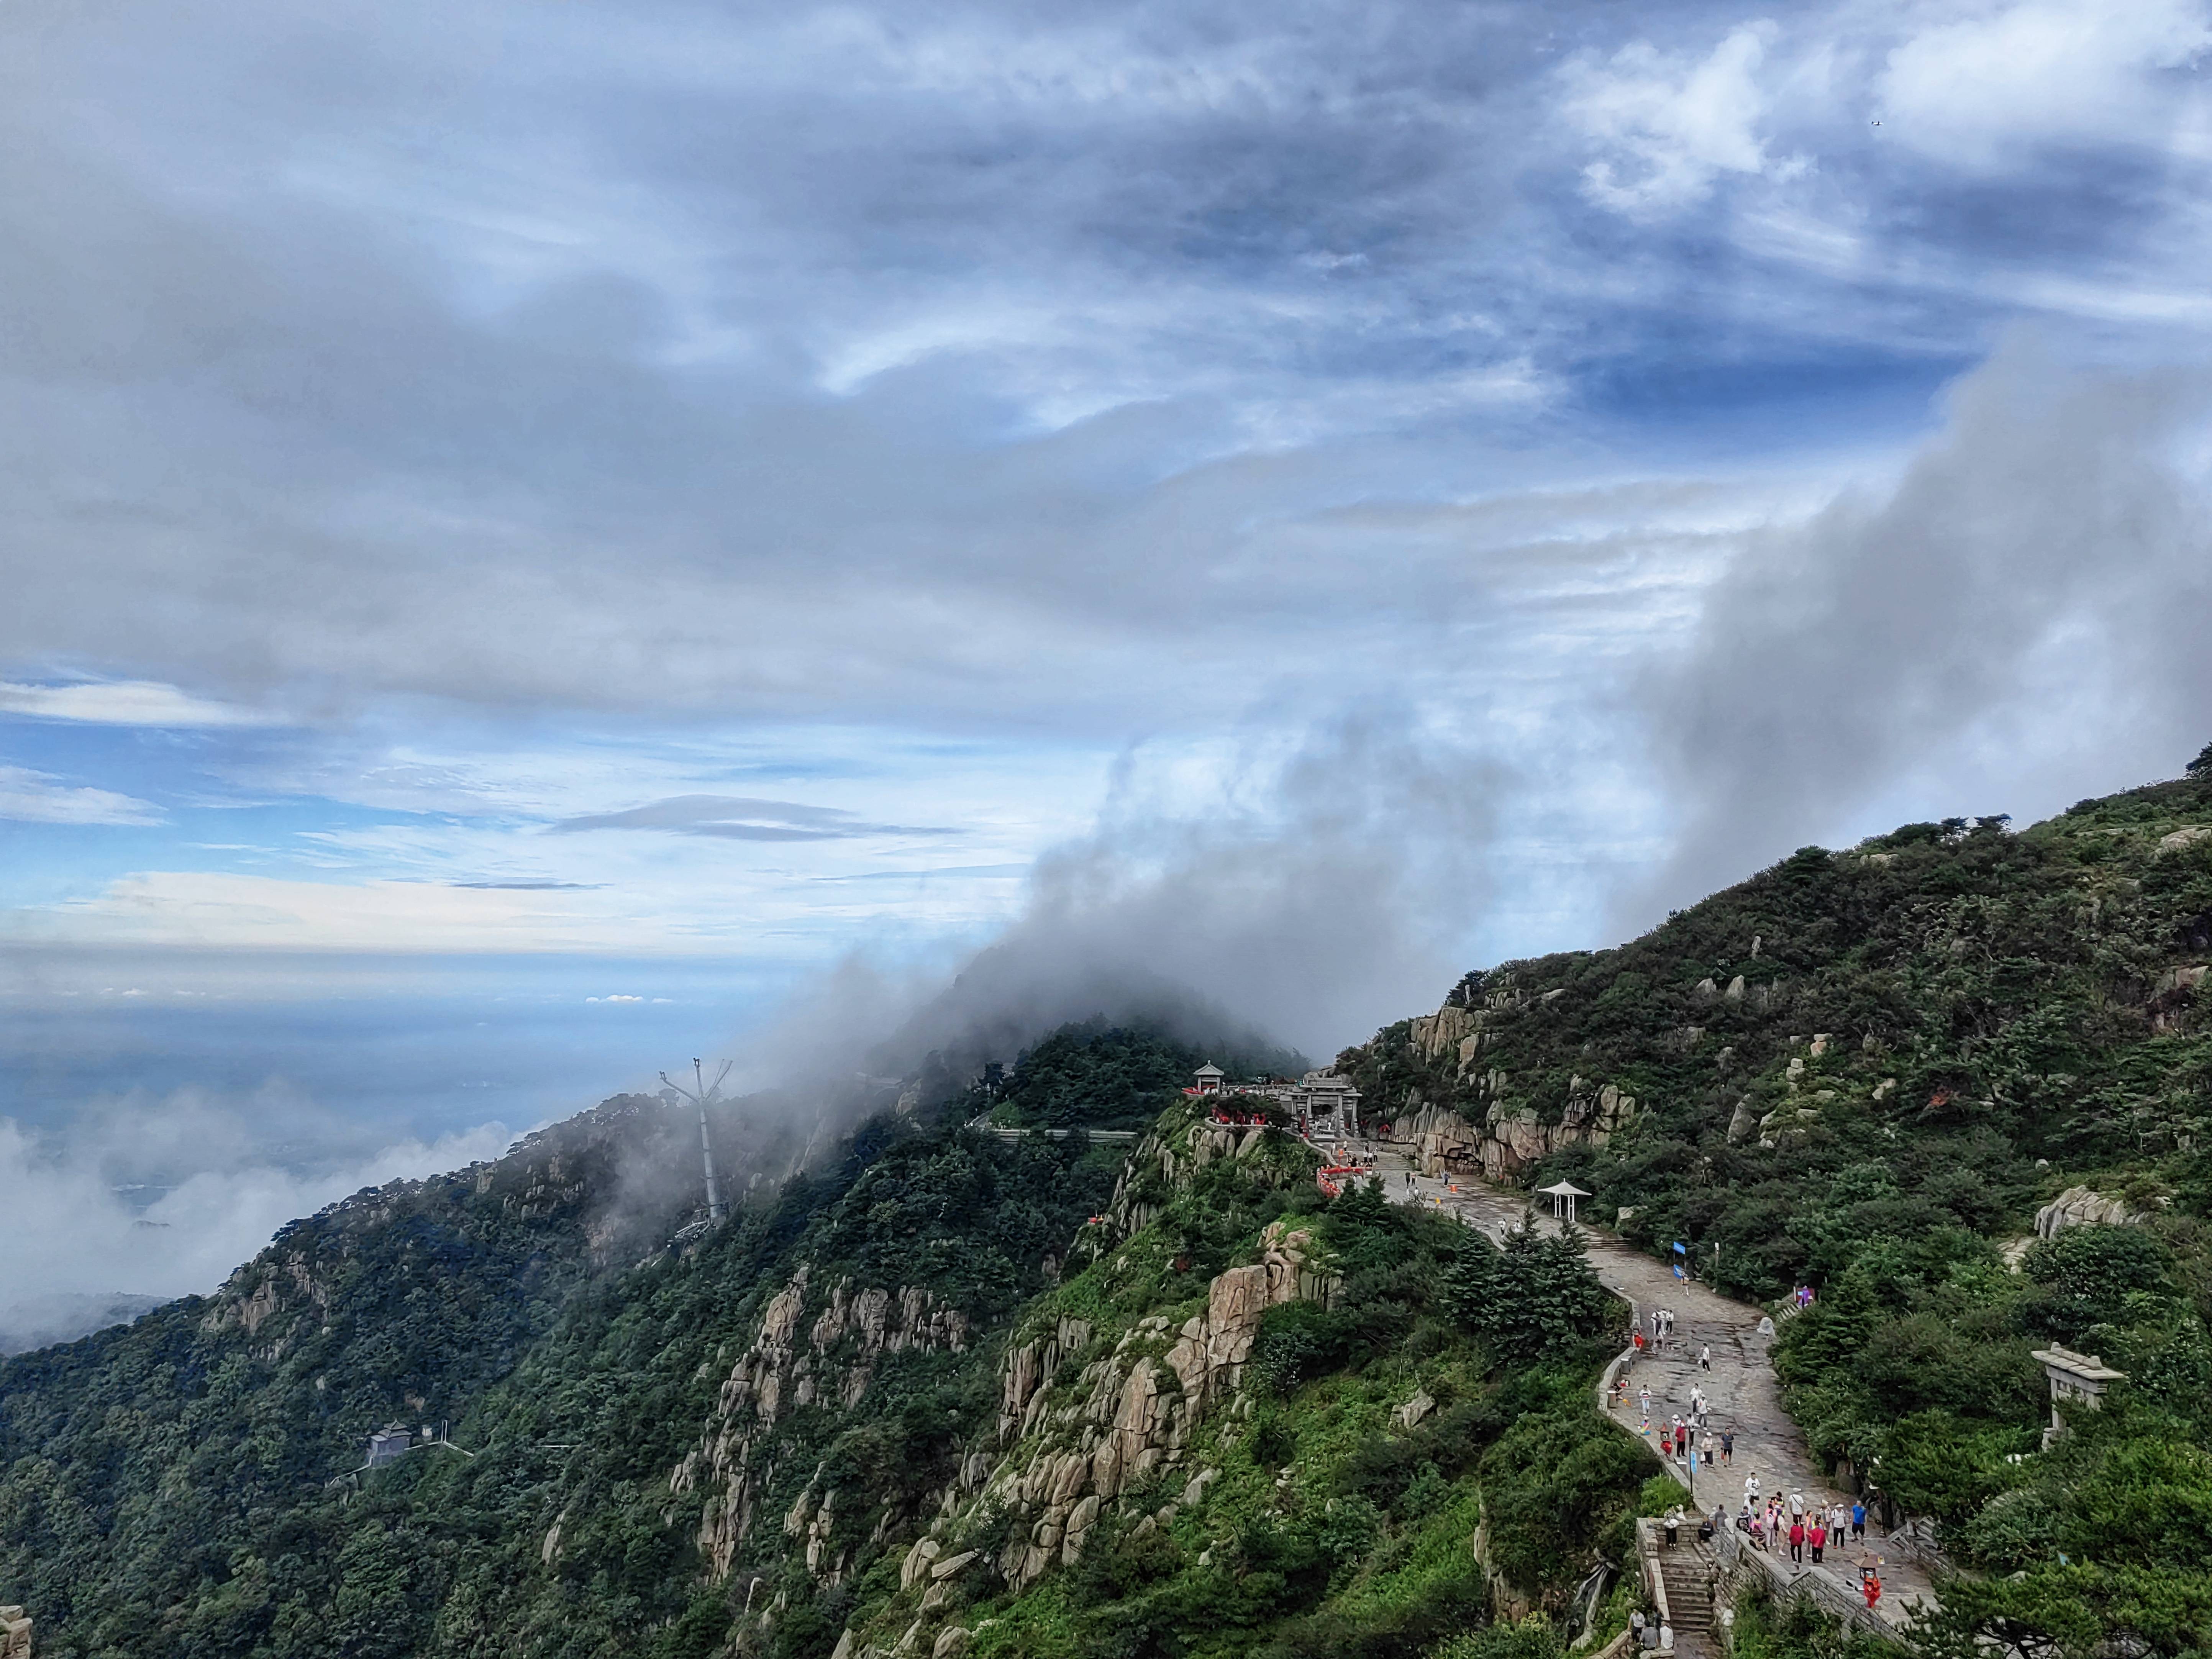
[2030,1346,2124,1448]
[1537,1179,1591,1225]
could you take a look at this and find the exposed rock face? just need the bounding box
[671,1270,971,1584]
[1163,1223,1332,1416]
[1408,1004,1480,1063]
[1725,1100,1758,1144]
[840,1117,1336,1656]
[2034,1187,2153,1240]
[1393,1390,1435,1429]
[1400,1081,1636,1181]
[998,1315,1095,1444]
[1,1605,28,1659]
[2158,825,2212,855]
[964,1221,1336,1595]
[200,1249,334,1341]
[1100,1117,1319,1243]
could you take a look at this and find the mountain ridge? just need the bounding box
[8,758,2212,1659]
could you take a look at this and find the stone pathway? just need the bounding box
[1354,1144,1937,1633]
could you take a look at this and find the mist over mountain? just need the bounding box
[5,756,2212,1659]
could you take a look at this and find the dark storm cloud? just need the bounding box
[553,795,950,839]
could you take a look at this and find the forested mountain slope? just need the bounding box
[1340,750,2212,1659]
[17,757,2212,1659]
[15,1025,1505,1659]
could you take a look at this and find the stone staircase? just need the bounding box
[1657,1549,1718,1657]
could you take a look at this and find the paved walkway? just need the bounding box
[1353,1144,1936,1632]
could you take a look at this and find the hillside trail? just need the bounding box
[1356,1141,1938,1633]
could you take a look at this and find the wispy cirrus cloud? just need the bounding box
[0,680,279,728]
[0,764,164,826]
[551,795,952,841]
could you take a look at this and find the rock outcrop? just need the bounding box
[671,1270,971,1583]
[2033,1186,2155,1240]
[1099,1115,1319,1243]
[1400,1079,1636,1180]
[924,1223,1337,1602]
[1,1605,28,1659]
[1163,1223,1333,1416]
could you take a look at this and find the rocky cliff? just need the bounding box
[672,1268,974,1583]
[822,1107,1348,1658]
[1393,1045,1639,1182]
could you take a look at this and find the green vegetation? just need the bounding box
[988,1021,1300,1131]
[0,1054,1641,1659]
[831,1133,1645,1659]
[1338,756,2212,1659]
[22,759,2212,1658]
[1727,1586,1891,1659]
[0,1098,1119,1659]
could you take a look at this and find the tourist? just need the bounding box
[1788,1516,1805,1566]
[1851,1500,1866,1543]
[1666,1505,1683,1547]
[1861,1568,1882,1612]
[1721,1431,1733,1465]
[1745,1472,1761,1504]
[1809,1517,1827,1565]
[1700,1431,1715,1469]
[1788,1490,1805,1520]
[1699,1343,1712,1371]
[1832,1502,1850,1545]
[1631,1612,1647,1649]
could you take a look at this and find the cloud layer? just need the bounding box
[3,0,2212,1328]
[0,1093,526,1337]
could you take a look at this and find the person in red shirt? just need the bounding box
[1788,1518,1805,1564]
[1862,1569,1882,1611]
[1809,1519,1827,1565]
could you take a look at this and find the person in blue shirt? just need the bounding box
[1851,1500,1866,1543]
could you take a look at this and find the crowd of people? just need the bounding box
[1624,1308,1888,1615]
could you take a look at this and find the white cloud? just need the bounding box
[0,679,282,727]
[9,871,656,952]
[0,763,164,826]
[1565,23,1792,215]
[1879,0,2212,168]
[0,1108,526,1327]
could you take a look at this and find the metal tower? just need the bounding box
[660,1057,732,1223]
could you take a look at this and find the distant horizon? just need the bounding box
[8,0,2212,1339]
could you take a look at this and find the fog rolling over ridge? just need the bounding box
[0,713,1484,1346]
[6,0,2212,1368]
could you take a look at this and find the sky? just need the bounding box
[3,0,2212,1323]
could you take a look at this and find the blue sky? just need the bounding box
[4,0,2212,1312]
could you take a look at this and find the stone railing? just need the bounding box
[1636,1519,1674,1634]
[1882,1516,1952,1576]
[1708,1518,1900,1641]
[1597,1328,1694,1498]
